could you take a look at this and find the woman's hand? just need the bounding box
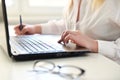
[14,24,42,35]
[58,30,98,52]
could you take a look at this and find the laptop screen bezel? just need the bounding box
[1,0,12,57]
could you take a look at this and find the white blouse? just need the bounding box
[40,0,120,64]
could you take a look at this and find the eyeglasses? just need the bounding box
[29,61,85,80]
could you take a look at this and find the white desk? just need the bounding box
[0,47,120,80]
[0,25,120,80]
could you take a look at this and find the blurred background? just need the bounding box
[6,0,68,25]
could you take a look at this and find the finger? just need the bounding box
[14,26,22,35]
[58,39,63,43]
[61,30,73,40]
[63,34,73,44]
[58,31,66,43]
[14,24,25,30]
[14,24,26,35]
[21,26,29,35]
[58,30,75,43]
[58,31,68,43]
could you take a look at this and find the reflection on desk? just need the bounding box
[0,47,120,80]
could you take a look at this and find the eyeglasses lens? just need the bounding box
[59,66,82,79]
[34,61,55,72]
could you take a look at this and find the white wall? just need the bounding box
[6,0,68,25]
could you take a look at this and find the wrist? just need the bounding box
[91,40,98,53]
[34,24,42,34]
[86,39,98,53]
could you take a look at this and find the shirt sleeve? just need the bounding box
[98,38,120,64]
[40,19,66,35]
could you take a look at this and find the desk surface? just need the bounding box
[0,47,120,80]
[0,26,120,80]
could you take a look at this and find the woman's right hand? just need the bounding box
[14,24,42,35]
[58,30,98,52]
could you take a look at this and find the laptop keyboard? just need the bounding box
[10,35,63,54]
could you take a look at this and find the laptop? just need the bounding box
[0,0,90,61]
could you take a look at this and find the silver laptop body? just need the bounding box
[0,0,90,61]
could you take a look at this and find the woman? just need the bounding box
[14,0,120,64]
